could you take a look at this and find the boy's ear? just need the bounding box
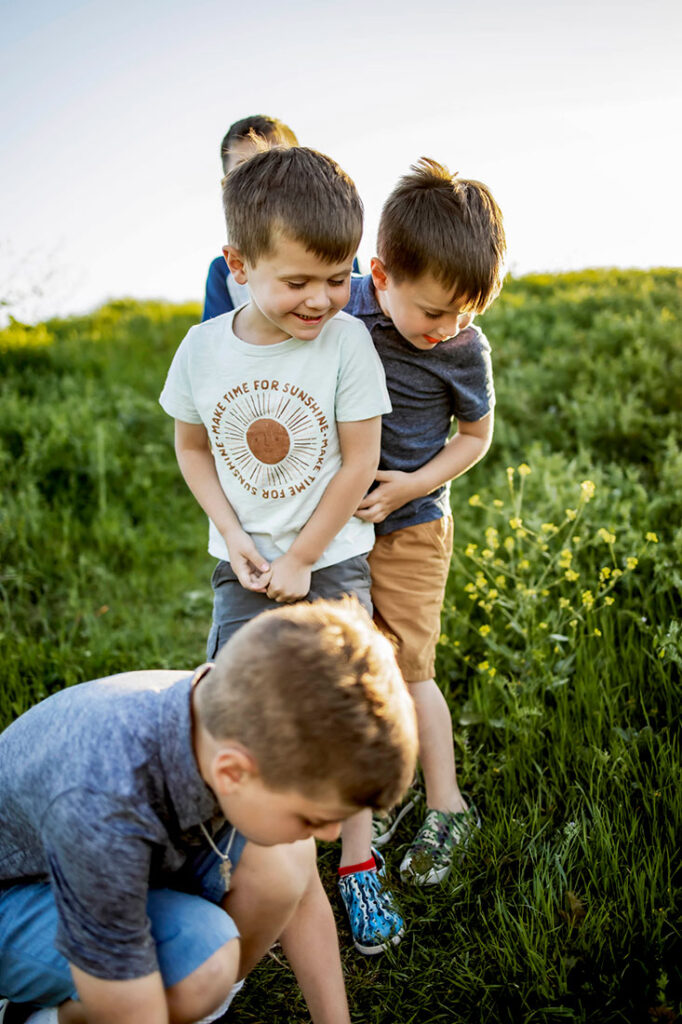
[211,744,257,794]
[370,257,389,292]
[223,245,249,284]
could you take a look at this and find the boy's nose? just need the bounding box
[304,286,330,310]
[312,821,342,842]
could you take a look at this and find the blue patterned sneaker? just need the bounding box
[372,778,422,848]
[400,805,481,885]
[338,853,404,955]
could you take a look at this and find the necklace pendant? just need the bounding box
[220,857,233,892]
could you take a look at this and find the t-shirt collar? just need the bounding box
[353,274,394,328]
[158,674,222,830]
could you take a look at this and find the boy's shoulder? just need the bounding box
[346,274,377,319]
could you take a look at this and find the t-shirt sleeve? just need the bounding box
[448,330,495,422]
[42,789,162,981]
[335,319,392,422]
[159,330,204,425]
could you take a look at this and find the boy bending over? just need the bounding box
[161,147,405,954]
[347,158,506,885]
[0,599,417,1024]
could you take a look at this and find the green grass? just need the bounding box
[1,270,680,1022]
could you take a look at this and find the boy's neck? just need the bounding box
[233,303,291,347]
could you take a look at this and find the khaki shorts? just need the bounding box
[368,517,454,683]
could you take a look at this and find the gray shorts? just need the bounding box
[207,553,372,659]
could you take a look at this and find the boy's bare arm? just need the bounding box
[174,420,272,591]
[266,416,382,602]
[356,411,493,524]
[279,866,351,1024]
[67,966,169,1024]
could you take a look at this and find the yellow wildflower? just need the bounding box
[564,569,579,581]
[541,588,549,597]
[519,559,530,571]
[506,467,515,482]
[465,543,478,557]
[475,574,487,590]
[559,548,573,566]
[582,590,595,609]
[611,569,623,579]
[598,528,616,544]
[580,480,596,501]
[646,532,659,543]
[464,582,477,593]
[626,556,638,570]
[570,619,578,629]
[493,499,504,508]
[488,666,497,678]
[541,522,557,534]
[518,463,531,477]
[493,558,504,567]
[479,625,491,636]
[495,575,506,589]
[482,548,494,560]
[504,537,515,552]
[509,517,523,531]
[572,536,581,544]
[599,567,611,582]
[593,628,602,637]
[604,596,614,606]
[478,660,489,671]
[559,597,570,609]
[538,621,548,630]
[468,493,482,507]
[565,508,577,521]
[485,527,499,548]
[487,588,499,600]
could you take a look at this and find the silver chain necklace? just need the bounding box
[199,822,237,893]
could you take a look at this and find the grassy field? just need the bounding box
[1,269,680,1022]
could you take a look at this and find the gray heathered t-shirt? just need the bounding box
[346,275,495,535]
[0,670,225,981]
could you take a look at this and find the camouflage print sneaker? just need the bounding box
[371,779,422,848]
[400,805,481,885]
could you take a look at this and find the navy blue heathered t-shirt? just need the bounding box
[346,275,495,535]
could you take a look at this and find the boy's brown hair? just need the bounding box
[377,157,506,313]
[220,114,298,174]
[195,598,418,811]
[222,146,363,266]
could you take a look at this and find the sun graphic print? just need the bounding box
[210,379,329,498]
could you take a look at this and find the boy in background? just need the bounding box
[347,158,506,885]
[160,146,404,954]
[202,114,299,322]
[0,599,418,1024]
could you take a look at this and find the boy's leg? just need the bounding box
[369,519,479,883]
[207,560,279,658]
[0,884,240,1024]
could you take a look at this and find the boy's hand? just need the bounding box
[355,470,417,523]
[266,551,313,603]
[225,528,272,591]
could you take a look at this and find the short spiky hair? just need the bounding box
[377,158,506,313]
[220,114,298,173]
[222,146,363,266]
[195,598,418,811]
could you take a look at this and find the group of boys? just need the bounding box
[0,114,505,1023]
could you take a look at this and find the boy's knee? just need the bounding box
[166,937,240,1024]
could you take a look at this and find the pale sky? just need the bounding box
[1,0,680,323]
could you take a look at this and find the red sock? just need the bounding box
[338,856,376,877]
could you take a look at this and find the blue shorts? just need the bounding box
[0,825,246,1008]
[207,552,372,658]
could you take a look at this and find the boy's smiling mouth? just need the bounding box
[294,312,325,323]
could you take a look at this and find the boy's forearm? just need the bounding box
[175,435,242,540]
[279,870,351,1024]
[408,427,491,498]
[288,459,376,567]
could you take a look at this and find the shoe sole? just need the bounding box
[372,795,420,848]
[354,927,404,955]
[400,862,450,885]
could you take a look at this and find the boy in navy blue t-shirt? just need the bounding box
[345,158,506,890]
